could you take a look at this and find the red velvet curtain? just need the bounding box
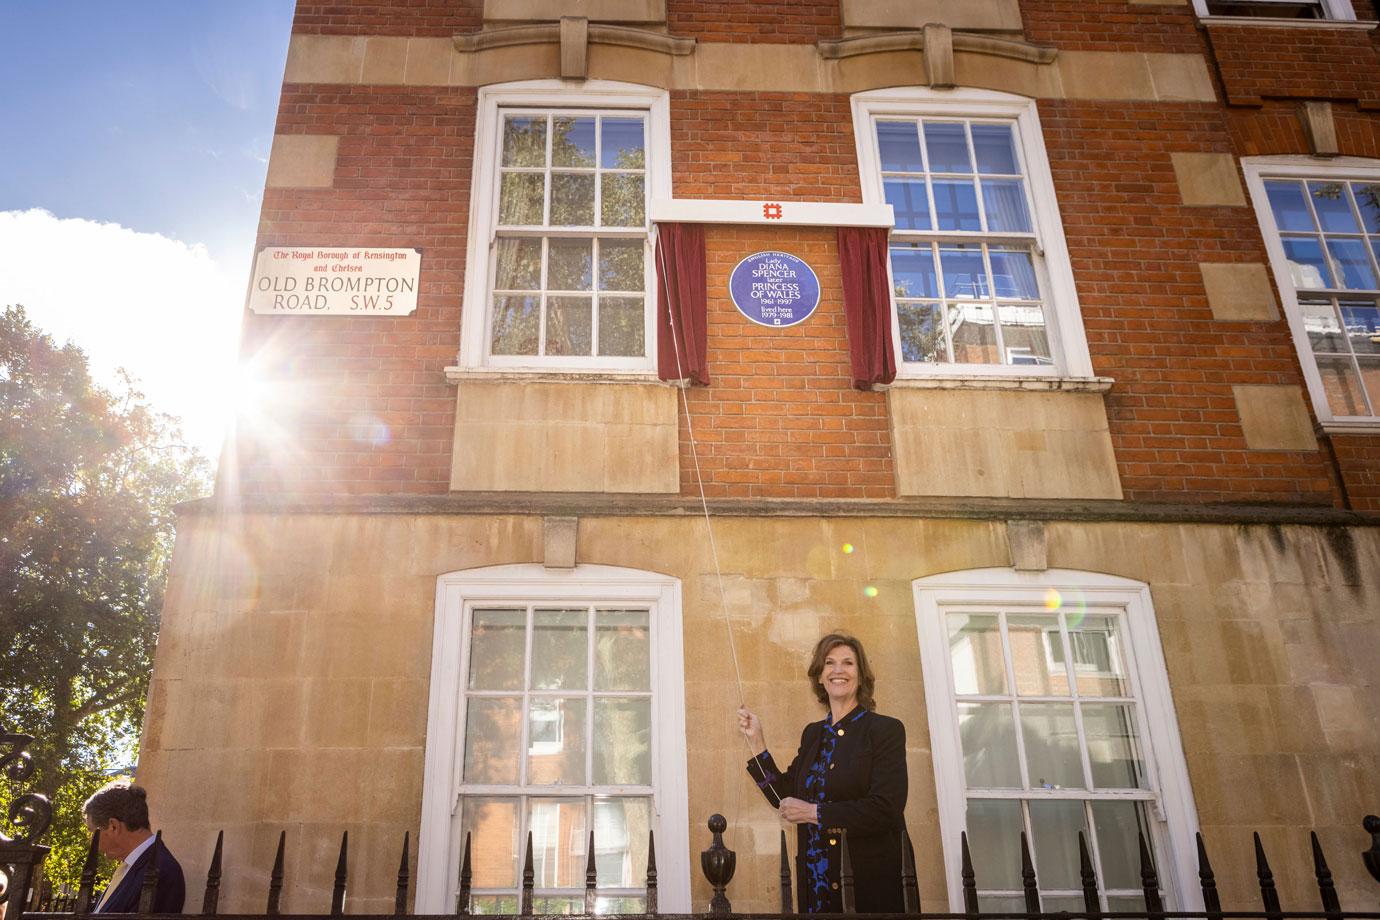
[654,222,710,386]
[836,226,897,389]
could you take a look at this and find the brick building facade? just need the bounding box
[142,1,1380,916]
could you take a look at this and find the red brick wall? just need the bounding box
[666,0,841,43]
[1203,24,1380,106]
[292,0,482,36]
[1331,434,1380,510]
[679,227,893,499]
[1020,0,1205,53]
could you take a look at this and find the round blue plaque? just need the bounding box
[728,251,821,328]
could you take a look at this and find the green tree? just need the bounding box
[0,305,210,888]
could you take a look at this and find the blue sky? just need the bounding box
[1,1,296,454]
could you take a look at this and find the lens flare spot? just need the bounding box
[863,585,879,598]
[1044,588,1062,611]
[841,543,855,554]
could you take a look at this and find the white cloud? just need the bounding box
[0,208,246,458]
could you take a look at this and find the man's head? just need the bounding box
[83,781,153,859]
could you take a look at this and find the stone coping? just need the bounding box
[178,492,1377,526]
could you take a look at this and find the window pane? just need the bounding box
[528,798,588,886]
[947,613,1008,696]
[977,896,1027,913]
[940,246,990,298]
[601,174,645,227]
[1266,180,1313,232]
[1107,895,1149,912]
[891,243,939,298]
[531,608,587,690]
[1309,181,1359,233]
[966,799,1024,889]
[595,609,650,691]
[469,608,526,690]
[1042,896,1087,912]
[990,248,1039,299]
[897,302,945,363]
[982,180,1032,232]
[958,702,1022,788]
[1326,237,1378,290]
[494,238,542,290]
[601,118,645,169]
[885,179,931,230]
[949,303,998,364]
[546,297,593,357]
[933,179,981,231]
[502,116,547,168]
[499,173,545,226]
[1301,299,1346,353]
[925,122,972,173]
[599,239,644,291]
[1282,237,1333,288]
[1084,703,1147,789]
[1091,801,1154,890]
[595,898,646,915]
[463,697,522,784]
[531,898,582,915]
[877,121,924,172]
[461,797,520,887]
[972,124,1019,175]
[999,305,1052,366]
[1356,183,1380,233]
[1349,301,1380,354]
[1028,800,1089,890]
[471,896,521,914]
[551,173,595,226]
[593,797,652,887]
[1069,614,1130,697]
[491,295,540,355]
[1020,703,1084,790]
[594,699,652,785]
[1007,614,1070,696]
[552,117,596,167]
[548,239,593,291]
[527,697,587,784]
[597,297,645,357]
[1316,354,1369,416]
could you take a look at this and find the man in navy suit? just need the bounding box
[83,781,185,914]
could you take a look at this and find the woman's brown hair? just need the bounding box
[807,632,877,710]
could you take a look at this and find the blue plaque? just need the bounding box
[728,250,821,328]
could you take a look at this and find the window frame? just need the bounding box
[1243,156,1380,431]
[913,569,1200,912]
[417,564,690,912]
[851,88,1096,380]
[1190,0,1357,20]
[459,81,672,374]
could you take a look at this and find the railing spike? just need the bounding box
[267,829,286,916]
[1078,831,1100,918]
[1253,832,1283,920]
[203,830,224,916]
[645,828,658,916]
[1138,832,1163,916]
[584,829,598,915]
[74,829,101,914]
[1020,831,1040,913]
[520,830,535,916]
[330,830,349,916]
[779,830,794,915]
[901,828,921,915]
[456,830,473,916]
[1310,831,1342,919]
[138,830,163,913]
[1195,832,1222,920]
[960,831,979,916]
[839,829,856,914]
[1364,815,1380,885]
[700,814,736,916]
[395,831,411,916]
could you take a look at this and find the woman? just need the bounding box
[739,632,908,914]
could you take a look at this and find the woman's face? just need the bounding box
[819,643,860,706]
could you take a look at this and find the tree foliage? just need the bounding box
[0,304,210,886]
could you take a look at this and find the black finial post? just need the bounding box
[330,831,349,916]
[1254,833,1283,920]
[203,830,224,916]
[1310,832,1342,919]
[1362,816,1380,886]
[1195,833,1221,920]
[901,828,921,915]
[584,830,598,915]
[456,831,473,916]
[74,829,101,914]
[138,831,163,913]
[394,831,411,916]
[779,830,794,915]
[840,830,856,914]
[1138,833,1163,916]
[1078,832,1101,918]
[700,814,736,916]
[645,829,658,916]
[1019,832,1040,913]
[520,831,534,916]
[960,832,979,916]
[267,830,286,916]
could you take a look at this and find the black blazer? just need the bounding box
[747,708,908,913]
[98,838,186,914]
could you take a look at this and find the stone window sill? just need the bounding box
[1320,420,1380,435]
[885,374,1115,393]
[1198,16,1378,29]
[445,366,667,386]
